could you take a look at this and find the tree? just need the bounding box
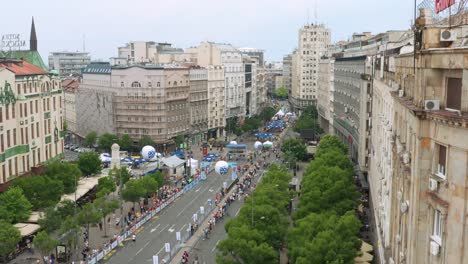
[84,131,97,148]
[138,136,156,149]
[139,176,158,197]
[0,220,21,257]
[77,203,102,238]
[316,134,348,155]
[38,207,62,234]
[275,87,288,99]
[97,176,116,194]
[122,180,145,208]
[148,171,165,187]
[98,133,118,152]
[95,196,119,237]
[260,107,276,121]
[173,135,185,148]
[109,167,131,187]
[0,187,32,224]
[12,176,63,210]
[44,162,82,194]
[281,138,307,161]
[78,152,102,176]
[34,231,58,260]
[59,216,80,253]
[118,134,133,151]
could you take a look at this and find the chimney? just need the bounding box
[30,17,37,51]
[416,8,433,28]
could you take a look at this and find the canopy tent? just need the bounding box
[27,211,44,224]
[14,223,41,237]
[360,240,373,253]
[275,109,285,116]
[61,176,103,202]
[254,133,273,139]
[225,144,247,148]
[161,155,186,168]
[170,151,185,158]
[229,141,237,145]
[99,153,111,163]
[354,252,373,263]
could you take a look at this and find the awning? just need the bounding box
[27,211,44,224]
[355,251,373,263]
[161,155,186,168]
[61,176,103,202]
[361,240,373,253]
[14,223,41,237]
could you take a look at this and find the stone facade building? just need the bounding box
[0,59,64,189]
[282,54,292,95]
[388,15,468,264]
[61,79,79,142]
[77,62,190,145]
[317,57,334,134]
[207,65,226,139]
[189,68,208,144]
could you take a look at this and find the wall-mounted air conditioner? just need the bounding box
[425,100,440,111]
[429,179,438,191]
[400,200,409,213]
[440,29,457,42]
[398,89,404,97]
[430,241,440,256]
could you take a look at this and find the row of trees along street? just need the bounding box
[225,106,277,136]
[83,131,155,153]
[293,105,323,135]
[0,149,162,261]
[216,165,293,264]
[288,135,362,263]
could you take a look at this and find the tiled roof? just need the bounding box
[61,79,79,89]
[0,59,48,76]
[82,62,111,74]
[0,50,48,71]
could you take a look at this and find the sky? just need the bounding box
[0,0,415,62]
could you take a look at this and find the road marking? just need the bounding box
[156,246,165,255]
[168,224,175,232]
[135,226,144,234]
[178,224,186,232]
[159,224,169,234]
[235,208,241,216]
[195,188,200,192]
[176,187,209,217]
[211,240,220,252]
[209,188,214,192]
[151,223,161,233]
[151,215,159,220]
[136,247,144,255]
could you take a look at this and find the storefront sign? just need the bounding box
[435,0,456,13]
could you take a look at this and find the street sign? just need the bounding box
[176,232,181,241]
[165,243,170,253]
[153,255,159,264]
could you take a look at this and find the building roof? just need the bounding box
[82,62,111,74]
[0,58,48,76]
[0,50,48,71]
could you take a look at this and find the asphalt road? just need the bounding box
[105,151,250,264]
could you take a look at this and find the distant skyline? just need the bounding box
[1,0,414,62]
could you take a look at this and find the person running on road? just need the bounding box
[132,234,136,242]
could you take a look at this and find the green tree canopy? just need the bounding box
[139,176,158,197]
[275,87,288,99]
[118,134,133,151]
[84,131,97,147]
[122,180,145,206]
[33,231,59,259]
[98,133,119,152]
[97,176,116,195]
[44,162,82,194]
[281,138,308,161]
[110,167,131,187]
[0,220,21,257]
[38,207,62,234]
[260,107,276,121]
[12,176,63,210]
[316,134,348,155]
[78,152,102,176]
[0,187,32,224]
[148,171,165,187]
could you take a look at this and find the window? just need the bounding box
[157,82,160,87]
[31,124,35,139]
[131,81,141,88]
[148,82,152,88]
[0,107,2,122]
[432,209,442,245]
[6,130,10,148]
[5,105,8,120]
[436,144,447,177]
[446,78,462,110]
[121,82,125,87]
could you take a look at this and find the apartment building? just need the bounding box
[207,65,226,139]
[189,68,208,144]
[0,58,64,189]
[77,62,190,145]
[317,57,334,134]
[61,79,79,141]
[117,41,193,65]
[290,24,331,112]
[388,10,468,264]
[282,54,292,95]
[48,51,91,78]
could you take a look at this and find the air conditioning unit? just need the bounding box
[398,89,404,97]
[400,200,409,213]
[430,241,440,256]
[440,29,457,42]
[429,179,438,191]
[425,100,440,110]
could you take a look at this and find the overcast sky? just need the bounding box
[1,0,415,62]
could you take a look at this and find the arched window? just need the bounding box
[131,81,141,88]
[148,82,152,88]
[157,82,160,87]
[121,82,124,87]
[173,81,177,86]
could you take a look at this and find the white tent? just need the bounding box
[276,109,285,116]
[14,223,41,237]
[61,176,103,202]
[161,155,186,168]
[189,158,199,175]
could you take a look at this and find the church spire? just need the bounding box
[30,17,37,51]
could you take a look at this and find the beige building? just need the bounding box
[207,65,226,138]
[0,58,64,189]
[317,57,334,134]
[62,79,79,141]
[388,14,468,264]
[189,68,208,144]
[117,41,194,65]
[77,62,190,145]
[290,24,331,112]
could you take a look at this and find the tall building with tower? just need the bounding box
[290,24,330,112]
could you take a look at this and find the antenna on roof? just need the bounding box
[314,0,318,25]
